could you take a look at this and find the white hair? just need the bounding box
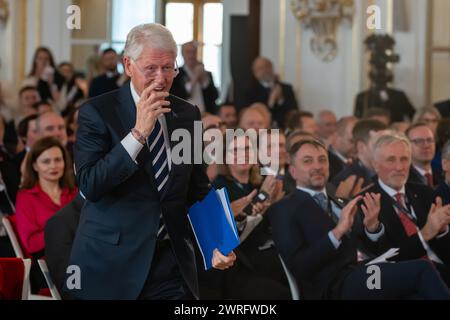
[373,133,411,159]
[124,23,177,60]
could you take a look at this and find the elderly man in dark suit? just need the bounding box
[267,139,450,299]
[170,41,218,114]
[355,133,450,285]
[67,23,235,300]
[245,57,298,128]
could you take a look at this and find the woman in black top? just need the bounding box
[198,134,290,299]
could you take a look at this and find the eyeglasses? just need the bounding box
[410,138,435,146]
[131,58,179,78]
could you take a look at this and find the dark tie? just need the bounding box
[148,119,169,240]
[424,172,434,188]
[313,192,328,212]
[394,193,417,237]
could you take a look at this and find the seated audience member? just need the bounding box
[15,137,77,256]
[170,41,219,114]
[45,193,84,297]
[17,86,40,119]
[406,123,443,188]
[249,103,272,129]
[199,134,289,299]
[366,107,391,126]
[36,111,68,147]
[245,56,298,127]
[316,110,337,147]
[262,129,288,179]
[218,104,238,129]
[332,119,388,192]
[413,106,442,137]
[285,110,317,136]
[434,141,450,205]
[88,48,122,98]
[23,47,64,103]
[238,107,266,132]
[329,116,358,180]
[355,133,450,286]
[267,139,450,299]
[15,137,77,292]
[13,114,39,168]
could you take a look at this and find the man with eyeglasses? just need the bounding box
[68,23,235,300]
[406,123,443,188]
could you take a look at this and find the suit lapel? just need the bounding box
[405,186,428,228]
[115,84,158,192]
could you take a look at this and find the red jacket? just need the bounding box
[15,184,78,254]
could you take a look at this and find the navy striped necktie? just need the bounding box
[148,118,170,193]
[147,118,170,240]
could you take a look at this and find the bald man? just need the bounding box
[170,41,219,114]
[245,57,298,128]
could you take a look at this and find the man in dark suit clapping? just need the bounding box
[267,139,450,299]
[355,133,450,285]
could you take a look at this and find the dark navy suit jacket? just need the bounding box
[267,189,357,299]
[67,84,210,299]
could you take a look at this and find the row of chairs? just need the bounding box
[1,213,300,300]
[1,214,61,300]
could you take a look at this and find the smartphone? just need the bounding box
[243,190,269,215]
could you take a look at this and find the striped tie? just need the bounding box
[148,118,169,240]
[148,119,169,193]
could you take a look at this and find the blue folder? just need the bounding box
[188,188,240,270]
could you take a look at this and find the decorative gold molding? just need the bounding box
[295,17,302,99]
[279,0,286,80]
[290,0,354,62]
[35,0,41,46]
[425,0,433,105]
[386,0,393,35]
[18,0,27,86]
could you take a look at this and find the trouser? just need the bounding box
[138,239,194,300]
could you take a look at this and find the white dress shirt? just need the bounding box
[183,66,210,113]
[378,179,446,264]
[120,82,172,170]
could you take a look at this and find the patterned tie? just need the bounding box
[395,193,434,263]
[314,193,328,212]
[394,193,417,237]
[424,172,434,188]
[148,118,170,240]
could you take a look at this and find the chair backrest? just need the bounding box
[37,259,61,300]
[278,254,300,300]
[0,258,31,300]
[2,215,31,259]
